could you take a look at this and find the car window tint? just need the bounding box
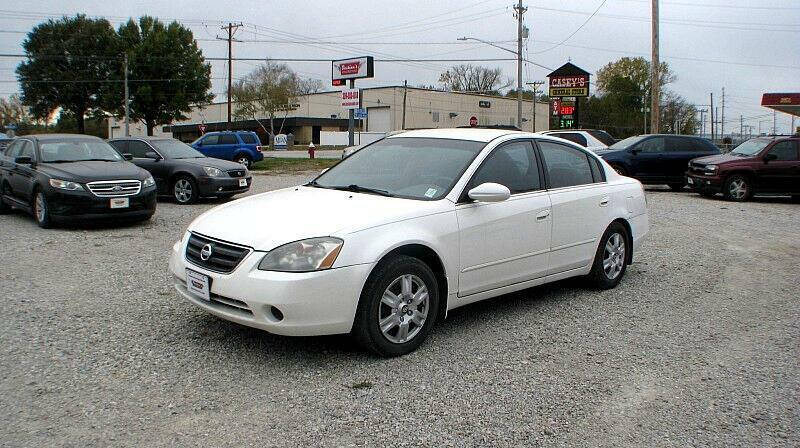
[538,140,594,188]
[128,141,152,158]
[665,137,688,152]
[638,137,665,153]
[768,141,799,161]
[109,140,128,153]
[590,157,604,182]
[688,138,709,152]
[218,134,238,145]
[469,141,540,193]
[240,133,257,144]
[554,132,588,147]
[19,141,35,159]
[202,135,219,145]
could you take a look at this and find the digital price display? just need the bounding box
[560,105,575,115]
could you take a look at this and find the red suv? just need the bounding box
[686,137,800,201]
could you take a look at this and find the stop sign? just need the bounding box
[469,116,478,127]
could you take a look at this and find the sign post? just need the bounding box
[332,56,374,146]
[546,62,590,129]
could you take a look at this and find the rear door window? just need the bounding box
[239,133,257,144]
[218,134,238,145]
[537,140,595,188]
[767,141,799,161]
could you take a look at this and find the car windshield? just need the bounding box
[731,138,770,156]
[609,135,646,150]
[311,137,485,200]
[40,139,123,162]
[151,139,205,159]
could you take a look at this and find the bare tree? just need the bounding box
[232,61,303,136]
[438,64,511,94]
[297,78,324,95]
[0,94,32,127]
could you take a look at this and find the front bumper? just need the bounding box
[197,175,252,196]
[686,172,724,193]
[169,236,374,336]
[48,186,157,221]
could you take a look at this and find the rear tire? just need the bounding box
[588,222,629,289]
[172,175,198,204]
[234,154,252,169]
[723,174,752,202]
[668,183,685,191]
[33,189,51,228]
[352,255,439,357]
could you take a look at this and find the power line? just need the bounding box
[531,0,607,54]
[613,0,800,11]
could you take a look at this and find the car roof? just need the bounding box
[388,128,523,143]
[109,136,175,141]
[24,133,104,142]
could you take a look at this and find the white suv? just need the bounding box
[537,129,616,152]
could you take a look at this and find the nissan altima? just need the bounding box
[169,128,649,356]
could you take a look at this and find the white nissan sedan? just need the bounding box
[169,128,649,356]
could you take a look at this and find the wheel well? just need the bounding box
[169,171,194,186]
[723,170,753,182]
[234,151,252,160]
[379,244,449,323]
[611,218,634,265]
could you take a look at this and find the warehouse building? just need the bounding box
[108,86,549,144]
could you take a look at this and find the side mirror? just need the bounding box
[122,153,134,161]
[629,148,641,155]
[14,156,33,165]
[320,168,329,175]
[763,153,777,163]
[195,141,203,147]
[145,151,162,160]
[468,182,511,203]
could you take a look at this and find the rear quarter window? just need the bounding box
[239,134,257,144]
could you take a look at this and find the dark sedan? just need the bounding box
[596,134,720,190]
[108,137,252,204]
[0,134,157,228]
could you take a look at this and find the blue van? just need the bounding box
[191,131,264,168]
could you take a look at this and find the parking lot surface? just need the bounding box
[1,174,798,447]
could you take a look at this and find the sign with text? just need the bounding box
[341,88,360,109]
[549,74,589,97]
[274,134,288,149]
[354,108,367,119]
[332,56,374,83]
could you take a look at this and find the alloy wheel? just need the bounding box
[174,179,193,203]
[602,232,626,280]
[35,192,46,223]
[378,274,429,344]
[728,179,747,199]
[237,157,250,168]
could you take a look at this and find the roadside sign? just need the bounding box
[354,108,367,119]
[341,88,360,109]
[469,116,478,127]
[198,124,206,134]
[274,134,288,150]
[332,56,374,83]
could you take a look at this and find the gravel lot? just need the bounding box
[1,175,798,447]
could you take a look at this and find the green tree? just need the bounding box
[595,56,674,95]
[116,16,212,135]
[16,15,121,134]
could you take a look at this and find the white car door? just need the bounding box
[456,140,552,297]
[536,139,611,275]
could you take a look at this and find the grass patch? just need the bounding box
[250,157,338,173]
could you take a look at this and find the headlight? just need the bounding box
[143,176,156,187]
[203,166,224,177]
[706,165,718,173]
[49,179,84,191]
[258,237,344,272]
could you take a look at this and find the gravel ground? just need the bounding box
[1,177,798,447]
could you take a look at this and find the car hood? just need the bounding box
[171,157,247,171]
[691,153,754,164]
[38,161,148,182]
[189,186,453,251]
[594,148,626,158]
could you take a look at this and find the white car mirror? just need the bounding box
[468,182,511,203]
[320,168,329,174]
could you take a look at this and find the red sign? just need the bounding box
[469,116,478,127]
[339,62,361,75]
[332,56,374,83]
[550,75,588,88]
[560,105,575,115]
[551,99,561,116]
[198,124,207,134]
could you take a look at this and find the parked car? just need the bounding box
[190,131,263,169]
[169,128,649,356]
[0,137,12,152]
[596,134,720,190]
[686,137,800,201]
[537,129,616,152]
[109,137,252,204]
[0,134,156,228]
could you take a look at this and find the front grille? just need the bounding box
[87,180,142,197]
[227,169,246,178]
[185,232,251,273]
[209,293,253,315]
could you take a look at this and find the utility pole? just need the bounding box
[219,23,242,128]
[348,79,355,146]
[720,87,725,139]
[740,114,743,139]
[514,0,526,129]
[401,80,408,130]
[526,81,544,132]
[699,109,706,137]
[773,109,777,136]
[650,0,660,134]
[123,53,130,137]
[709,93,714,142]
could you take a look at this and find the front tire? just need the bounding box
[588,222,629,289]
[33,189,51,228]
[235,154,252,169]
[723,174,751,202]
[352,255,439,357]
[173,176,199,204]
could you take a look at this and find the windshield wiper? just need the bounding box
[331,184,394,197]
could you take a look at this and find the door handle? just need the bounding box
[536,209,550,221]
[599,196,610,207]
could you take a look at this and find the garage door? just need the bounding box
[368,107,391,132]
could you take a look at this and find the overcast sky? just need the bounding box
[1,0,798,134]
